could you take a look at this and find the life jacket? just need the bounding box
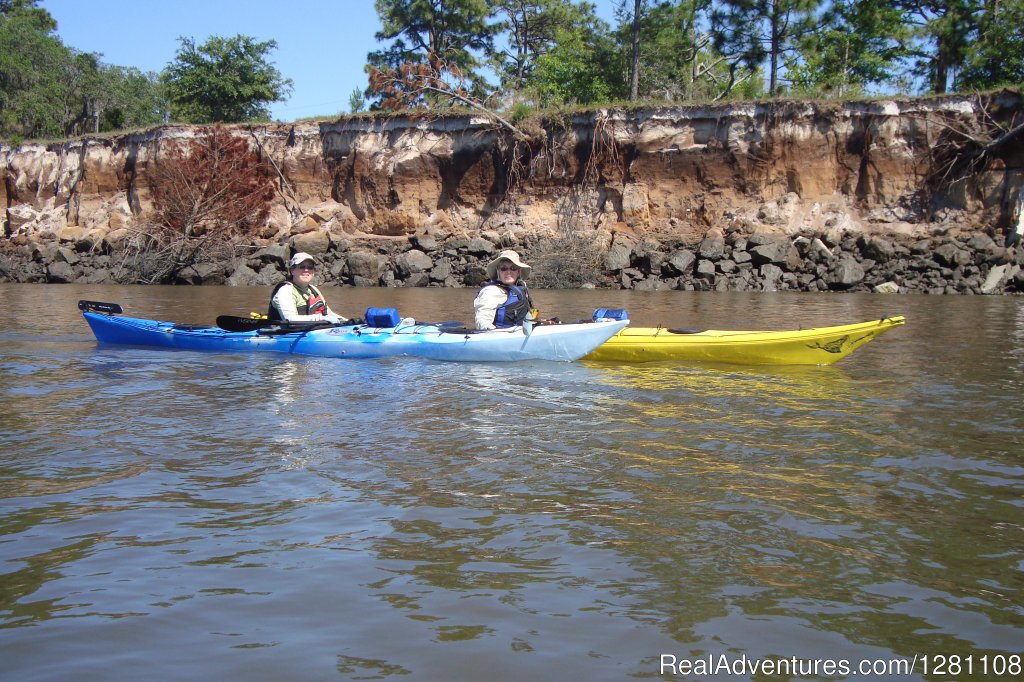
[268,282,327,321]
[481,281,533,327]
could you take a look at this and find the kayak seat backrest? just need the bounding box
[365,307,401,328]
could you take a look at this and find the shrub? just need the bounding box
[126,125,275,283]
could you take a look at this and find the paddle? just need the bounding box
[215,316,335,333]
[215,315,466,333]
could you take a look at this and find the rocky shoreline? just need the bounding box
[4,94,1023,293]
[3,222,1021,294]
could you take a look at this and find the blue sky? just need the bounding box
[42,0,620,123]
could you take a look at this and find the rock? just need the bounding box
[226,262,260,286]
[980,264,1010,294]
[859,236,896,262]
[291,231,331,256]
[464,238,496,255]
[604,243,633,271]
[402,272,430,287]
[191,262,226,285]
[806,238,834,262]
[82,268,113,284]
[621,183,651,227]
[759,263,784,291]
[463,264,488,286]
[412,234,438,251]
[828,254,866,289]
[55,246,80,266]
[934,242,970,267]
[7,204,39,234]
[695,259,716,278]
[251,243,290,267]
[663,249,696,275]
[292,215,320,234]
[429,259,452,281]
[46,261,77,283]
[698,229,726,260]
[347,251,383,281]
[633,277,663,290]
[395,249,434,277]
[634,242,664,274]
[749,239,800,269]
[873,281,900,294]
[254,263,283,286]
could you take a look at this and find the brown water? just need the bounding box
[1,283,1022,681]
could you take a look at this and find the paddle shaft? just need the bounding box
[215,315,467,333]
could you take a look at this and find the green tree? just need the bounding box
[348,87,367,113]
[615,0,738,102]
[0,0,68,139]
[955,0,1024,90]
[368,0,497,108]
[789,0,909,96]
[95,66,167,132]
[710,0,822,97]
[624,0,643,100]
[896,0,976,94]
[528,20,624,105]
[491,0,597,92]
[163,35,293,123]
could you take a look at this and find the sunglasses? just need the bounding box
[295,264,316,271]
[498,265,520,272]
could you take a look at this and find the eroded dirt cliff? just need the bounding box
[2,91,1023,293]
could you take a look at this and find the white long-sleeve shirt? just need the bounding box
[271,283,345,323]
[473,284,511,330]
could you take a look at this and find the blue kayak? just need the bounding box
[79,301,630,363]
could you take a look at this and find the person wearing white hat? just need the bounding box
[473,250,536,330]
[267,252,347,323]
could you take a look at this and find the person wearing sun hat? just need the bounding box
[474,250,536,330]
[267,252,347,323]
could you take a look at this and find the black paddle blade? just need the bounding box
[216,316,276,332]
[79,300,123,314]
[215,316,336,333]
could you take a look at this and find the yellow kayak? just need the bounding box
[584,316,905,365]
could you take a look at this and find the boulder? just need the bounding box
[46,261,77,283]
[395,249,434,277]
[663,249,696,276]
[604,243,632,271]
[347,251,383,281]
[291,230,331,256]
[698,229,726,260]
[828,254,866,289]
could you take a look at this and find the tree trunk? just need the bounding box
[629,0,641,101]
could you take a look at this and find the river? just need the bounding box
[1,283,1022,681]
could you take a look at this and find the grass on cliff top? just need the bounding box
[282,85,1021,127]
[6,87,1018,147]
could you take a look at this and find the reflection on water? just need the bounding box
[1,284,1022,680]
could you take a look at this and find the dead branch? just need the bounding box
[248,128,309,226]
